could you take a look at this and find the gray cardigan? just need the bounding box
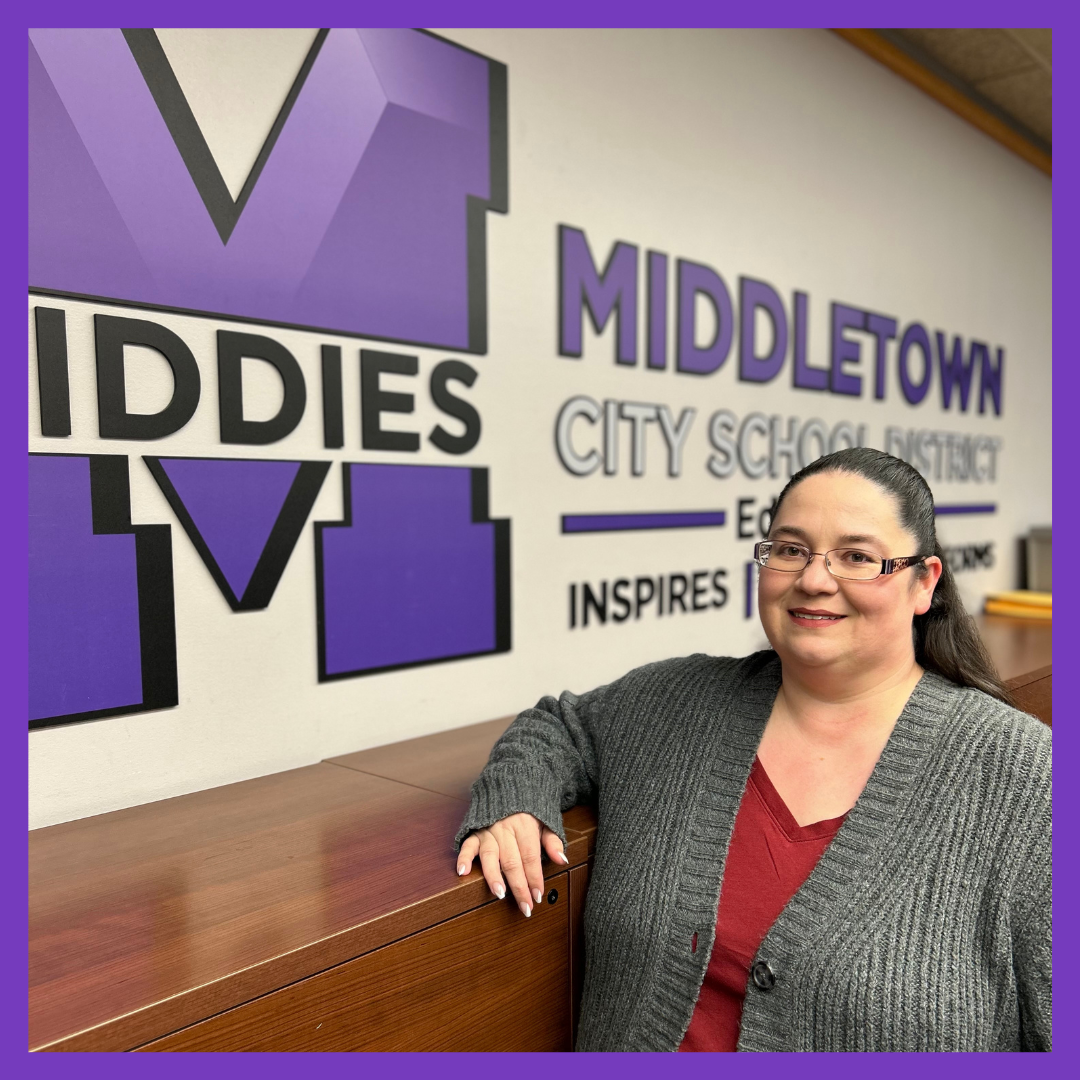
[455,651,1052,1052]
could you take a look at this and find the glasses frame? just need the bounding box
[752,540,927,581]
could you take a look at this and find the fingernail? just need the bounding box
[493,883,506,899]
[533,888,543,905]
[457,864,467,876]
[520,902,532,918]
[558,851,569,865]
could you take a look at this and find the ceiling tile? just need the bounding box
[975,68,1052,142]
[895,28,1035,84]
[1006,28,1052,69]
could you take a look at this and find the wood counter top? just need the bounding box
[29,757,587,1052]
[328,718,598,863]
[974,612,1052,682]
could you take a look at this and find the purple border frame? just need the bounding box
[9,1,1070,1076]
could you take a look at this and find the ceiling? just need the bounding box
[881,28,1051,152]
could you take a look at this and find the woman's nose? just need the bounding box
[797,553,838,592]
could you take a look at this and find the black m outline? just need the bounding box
[29,453,178,731]
[31,31,509,357]
[314,462,511,682]
[146,456,331,612]
[122,28,330,245]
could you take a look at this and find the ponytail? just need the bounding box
[914,542,1013,705]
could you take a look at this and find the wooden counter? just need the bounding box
[974,613,1052,682]
[29,619,1048,1052]
[974,612,1052,725]
[29,718,596,1052]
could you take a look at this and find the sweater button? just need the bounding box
[751,960,776,991]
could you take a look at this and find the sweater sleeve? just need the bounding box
[1011,775,1052,1051]
[453,682,609,851]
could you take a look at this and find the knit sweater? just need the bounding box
[454,651,1052,1052]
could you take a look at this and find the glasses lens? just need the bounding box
[761,541,809,571]
[827,548,883,580]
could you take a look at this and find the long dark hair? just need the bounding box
[771,447,1012,704]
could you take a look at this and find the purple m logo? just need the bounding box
[29,28,507,353]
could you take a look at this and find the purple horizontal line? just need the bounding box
[935,504,997,515]
[562,511,727,533]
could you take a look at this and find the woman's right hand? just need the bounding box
[457,813,569,917]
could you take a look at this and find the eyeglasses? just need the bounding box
[753,541,926,582]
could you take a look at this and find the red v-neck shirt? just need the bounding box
[679,757,848,1052]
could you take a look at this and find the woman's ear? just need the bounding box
[912,555,943,615]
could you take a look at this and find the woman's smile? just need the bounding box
[788,607,846,626]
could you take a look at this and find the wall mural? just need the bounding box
[316,464,510,680]
[29,454,177,728]
[29,27,507,351]
[145,457,330,611]
[28,27,510,729]
[27,27,1021,755]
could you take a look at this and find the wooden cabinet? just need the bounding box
[569,861,591,1044]
[29,730,596,1052]
[140,873,571,1052]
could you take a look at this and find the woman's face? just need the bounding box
[757,471,942,677]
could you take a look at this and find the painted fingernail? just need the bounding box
[520,902,532,918]
[533,888,543,905]
[457,864,467,876]
[557,851,569,865]
[492,883,506,899]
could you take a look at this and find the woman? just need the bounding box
[454,448,1051,1052]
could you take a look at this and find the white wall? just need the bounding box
[29,28,1051,828]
